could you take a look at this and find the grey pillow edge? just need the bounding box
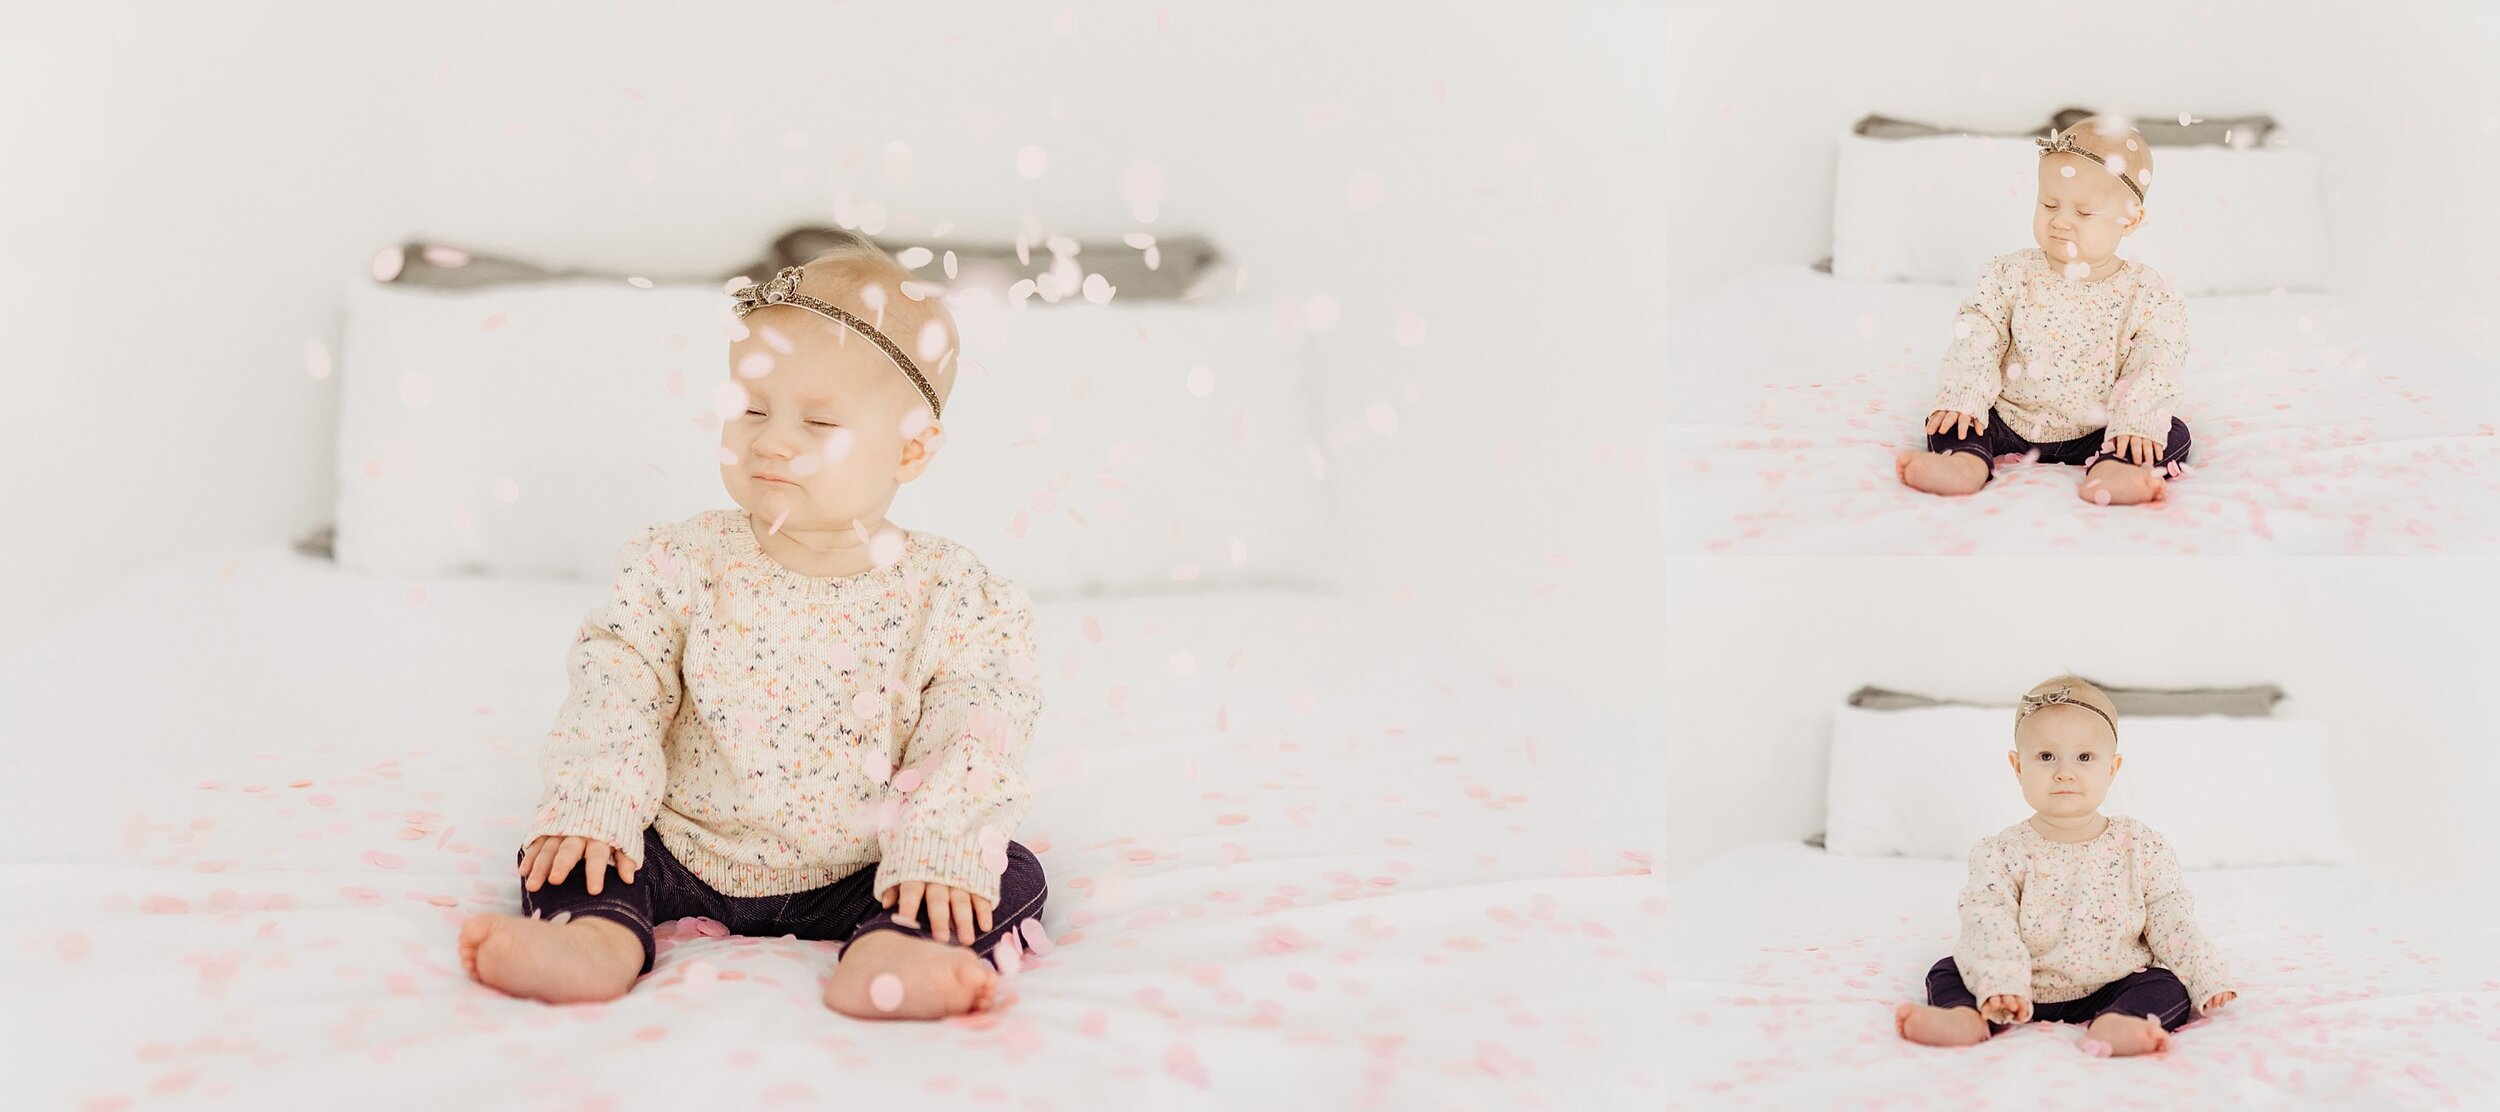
[1843,682,2286,716]
[383,231,1225,299]
[1855,110,2279,148]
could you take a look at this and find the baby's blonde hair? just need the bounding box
[782,233,962,413]
[2046,116,2154,211]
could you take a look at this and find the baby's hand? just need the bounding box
[2105,434,2162,465]
[1925,410,1986,438]
[518,834,636,896]
[1979,994,2030,1025]
[2201,990,2236,1015]
[881,880,996,946]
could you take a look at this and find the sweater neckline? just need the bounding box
[723,509,913,594]
[2027,247,2135,290]
[2024,814,2117,847]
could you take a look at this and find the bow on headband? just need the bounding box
[2017,684,2118,738]
[2036,132,2148,206]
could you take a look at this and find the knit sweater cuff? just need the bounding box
[874,826,1000,906]
[1961,960,2031,1005]
[526,790,652,869]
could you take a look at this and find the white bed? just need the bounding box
[1654,264,2500,554]
[1648,839,2500,1108]
[0,540,1667,1109]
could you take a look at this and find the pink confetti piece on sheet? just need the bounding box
[683,961,719,994]
[1165,1044,1211,1088]
[361,851,406,869]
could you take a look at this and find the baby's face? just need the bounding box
[2007,707,2122,818]
[2031,156,2141,273]
[719,308,938,532]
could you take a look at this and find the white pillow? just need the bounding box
[1824,704,2354,869]
[892,296,1339,597]
[2118,144,2331,296]
[333,280,732,582]
[1830,129,2330,296]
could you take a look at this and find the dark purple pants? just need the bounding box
[1926,408,2192,482]
[1925,956,2195,1035]
[516,826,1047,976]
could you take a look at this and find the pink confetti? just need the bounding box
[869,528,906,568]
[360,850,406,870]
[893,768,923,794]
[683,961,719,993]
[964,707,1015,754]
[869,972,905,1012]
[1018,918,1054,956]
[1164,1043,1211,1088]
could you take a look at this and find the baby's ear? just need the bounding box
[894,418,946,482]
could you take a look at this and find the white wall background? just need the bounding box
[0,1,1672,733]
[1658,0,2500,319]
[7,2,2496,865]
[1654,556,2500,886]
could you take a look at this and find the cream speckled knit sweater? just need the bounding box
[1932,248,2189,448]
[1955,816,2234,1010]
[523,507,1043,904]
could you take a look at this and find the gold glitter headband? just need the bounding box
[2017,684,2118,739]
[2036,132,2148,206]
[730,264,944,421]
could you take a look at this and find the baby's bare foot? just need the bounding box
[1897,451,1989,496]
[458,912,643,1004]
[1894,1002,1991,1047]
[2080,460,2167,506]
[823,929,998,1020]
[2081,1012,2170,1057]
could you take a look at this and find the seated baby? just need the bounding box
[458,235,1048,1020]
[1894,676,2237,1056]
[1896,116,2193,507]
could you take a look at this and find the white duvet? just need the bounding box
[1650,840,2500,1109]
[1655,266,2500,554]
[0,541,1667,1110]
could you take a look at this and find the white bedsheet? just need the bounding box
[1650,840,2500,1109]
[0,541,1667,1110]
[1655,265,2500,553]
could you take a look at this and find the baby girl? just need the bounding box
[1894,676,2237,1056]
[457,235,1048,1020]
[1896,116,2192,507]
